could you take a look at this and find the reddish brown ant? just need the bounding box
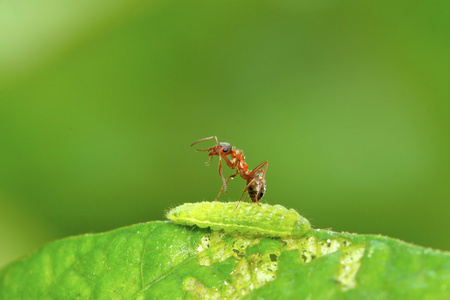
[190,136,268,207]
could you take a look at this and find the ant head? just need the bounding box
[191,137,232,157]
[218,142,232,155]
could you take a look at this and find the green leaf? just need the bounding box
[1,206,449,299]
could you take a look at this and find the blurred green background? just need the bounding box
[1,0,449,267]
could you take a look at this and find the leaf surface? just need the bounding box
[0,221,449,299]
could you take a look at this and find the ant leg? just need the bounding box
[254,190,262,206]
[218,157,227,193]
[234,193,249,210]
[190,136,218,147]
[238,189,250,202]
[222,155,239,170]
[250,161,268,180]
[241,178,256,193]
[235,180,252,210]
[215,171,238,201]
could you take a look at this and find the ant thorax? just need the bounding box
[231,148,248,171]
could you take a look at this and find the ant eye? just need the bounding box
[219,142,232,153]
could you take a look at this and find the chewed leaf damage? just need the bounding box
[182,231,366,299]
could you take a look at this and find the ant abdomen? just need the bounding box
[247,174,267,203]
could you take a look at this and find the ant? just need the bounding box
[190,136,268,207]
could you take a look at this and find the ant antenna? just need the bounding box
[190,136,218,147]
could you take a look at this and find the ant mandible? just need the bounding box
[190,136,268,206]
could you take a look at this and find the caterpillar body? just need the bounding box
[166,202,311,238]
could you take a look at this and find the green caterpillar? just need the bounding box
[166,202,311,238]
